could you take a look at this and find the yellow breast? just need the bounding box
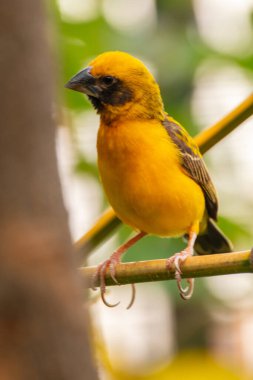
[97,119,205,237]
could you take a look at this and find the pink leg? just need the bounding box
[166,231,197,300]
[93,231,146,309]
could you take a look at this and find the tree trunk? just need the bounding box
[0,1,98,379]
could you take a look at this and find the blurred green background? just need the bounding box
[51,0,253,378]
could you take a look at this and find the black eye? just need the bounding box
[101,76,115,86]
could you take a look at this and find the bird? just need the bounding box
[65,51,232,308]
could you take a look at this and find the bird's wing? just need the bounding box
[162,116,218,220]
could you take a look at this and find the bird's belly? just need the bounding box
[98,153,205,237]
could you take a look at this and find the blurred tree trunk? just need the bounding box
[0,1,98,379]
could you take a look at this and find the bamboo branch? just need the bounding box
[75,208,121,255]
[76,93,253,257]
[195,93,253,154]
[81,250,253,288]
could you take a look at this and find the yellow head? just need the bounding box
[65,51,164,124]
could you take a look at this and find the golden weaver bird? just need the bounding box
[65,51,232,308]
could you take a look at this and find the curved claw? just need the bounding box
[126,283,136,310]
[92,257,136,309]
[100,283,136,309]
[109,261,120,285]
[98,260,121,307]
[174,255,184,274]
[175,269,189,294]
[177,278,194,300]
[166,249,194,301]
[109,262,136,309]
[101,290,120,308]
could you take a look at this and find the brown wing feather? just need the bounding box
[162,117,218,220]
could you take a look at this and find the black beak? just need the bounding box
[65,67,99,97]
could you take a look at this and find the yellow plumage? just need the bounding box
[65,51,232,305]
[97,118,205,237]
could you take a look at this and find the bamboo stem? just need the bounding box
[195,93,253,154]
[81,250,253,288]
[76,93,253,257]
[75,208,121,256]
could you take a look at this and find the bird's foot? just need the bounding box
[92,231,146,309]
[92,252,136,310]
[166,249,194,300]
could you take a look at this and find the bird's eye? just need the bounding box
[101,76,115,86]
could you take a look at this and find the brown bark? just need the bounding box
[0,1,98,379]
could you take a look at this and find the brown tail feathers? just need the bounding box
[194,219,233,255]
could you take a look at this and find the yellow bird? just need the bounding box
[65,51,232,307]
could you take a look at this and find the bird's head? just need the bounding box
[65,51,164,124]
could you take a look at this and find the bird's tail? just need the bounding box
[194,219,233,255]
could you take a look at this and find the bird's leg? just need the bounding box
[166,230,197,300]
[93,231,146,309]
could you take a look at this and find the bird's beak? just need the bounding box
[65,67,100,97]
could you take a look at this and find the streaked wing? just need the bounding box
[162,117,218,220]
